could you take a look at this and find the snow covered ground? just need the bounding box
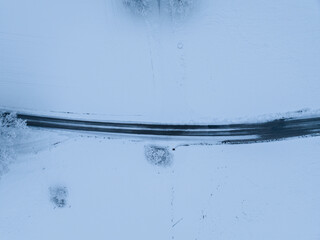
[0,128,320,240]
[1,0,320,239]
[1,0,320,122]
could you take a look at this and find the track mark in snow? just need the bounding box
[172,217,183,228]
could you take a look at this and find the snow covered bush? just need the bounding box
[123,0,196,18]
[0,112,27,176]
[144,145,173,167]
[123,0,152,16]
[168,0,195,16]
[49,186,69,208]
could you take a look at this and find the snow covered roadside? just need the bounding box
[0,133,319,240]
[0,113,70,178]
[0,113,27,176]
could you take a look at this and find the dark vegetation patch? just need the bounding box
[123,0,151,15]
[144,145,173,167]
[168,0,195,16]
[49,186,68,208]
[123,0,195,18]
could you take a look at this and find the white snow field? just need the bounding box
[1,0,320,239]
[1,0,320,122]
[0,129,320,240]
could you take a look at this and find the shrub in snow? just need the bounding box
[144,145,173,167]
[168,0,195,17]
[123,0,195,18]
[123,0,151,15]
[49,186,68,208]
[0,112,27,177]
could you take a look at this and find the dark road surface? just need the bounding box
[11,112,320,144]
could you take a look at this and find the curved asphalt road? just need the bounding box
[9,112,320,144]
